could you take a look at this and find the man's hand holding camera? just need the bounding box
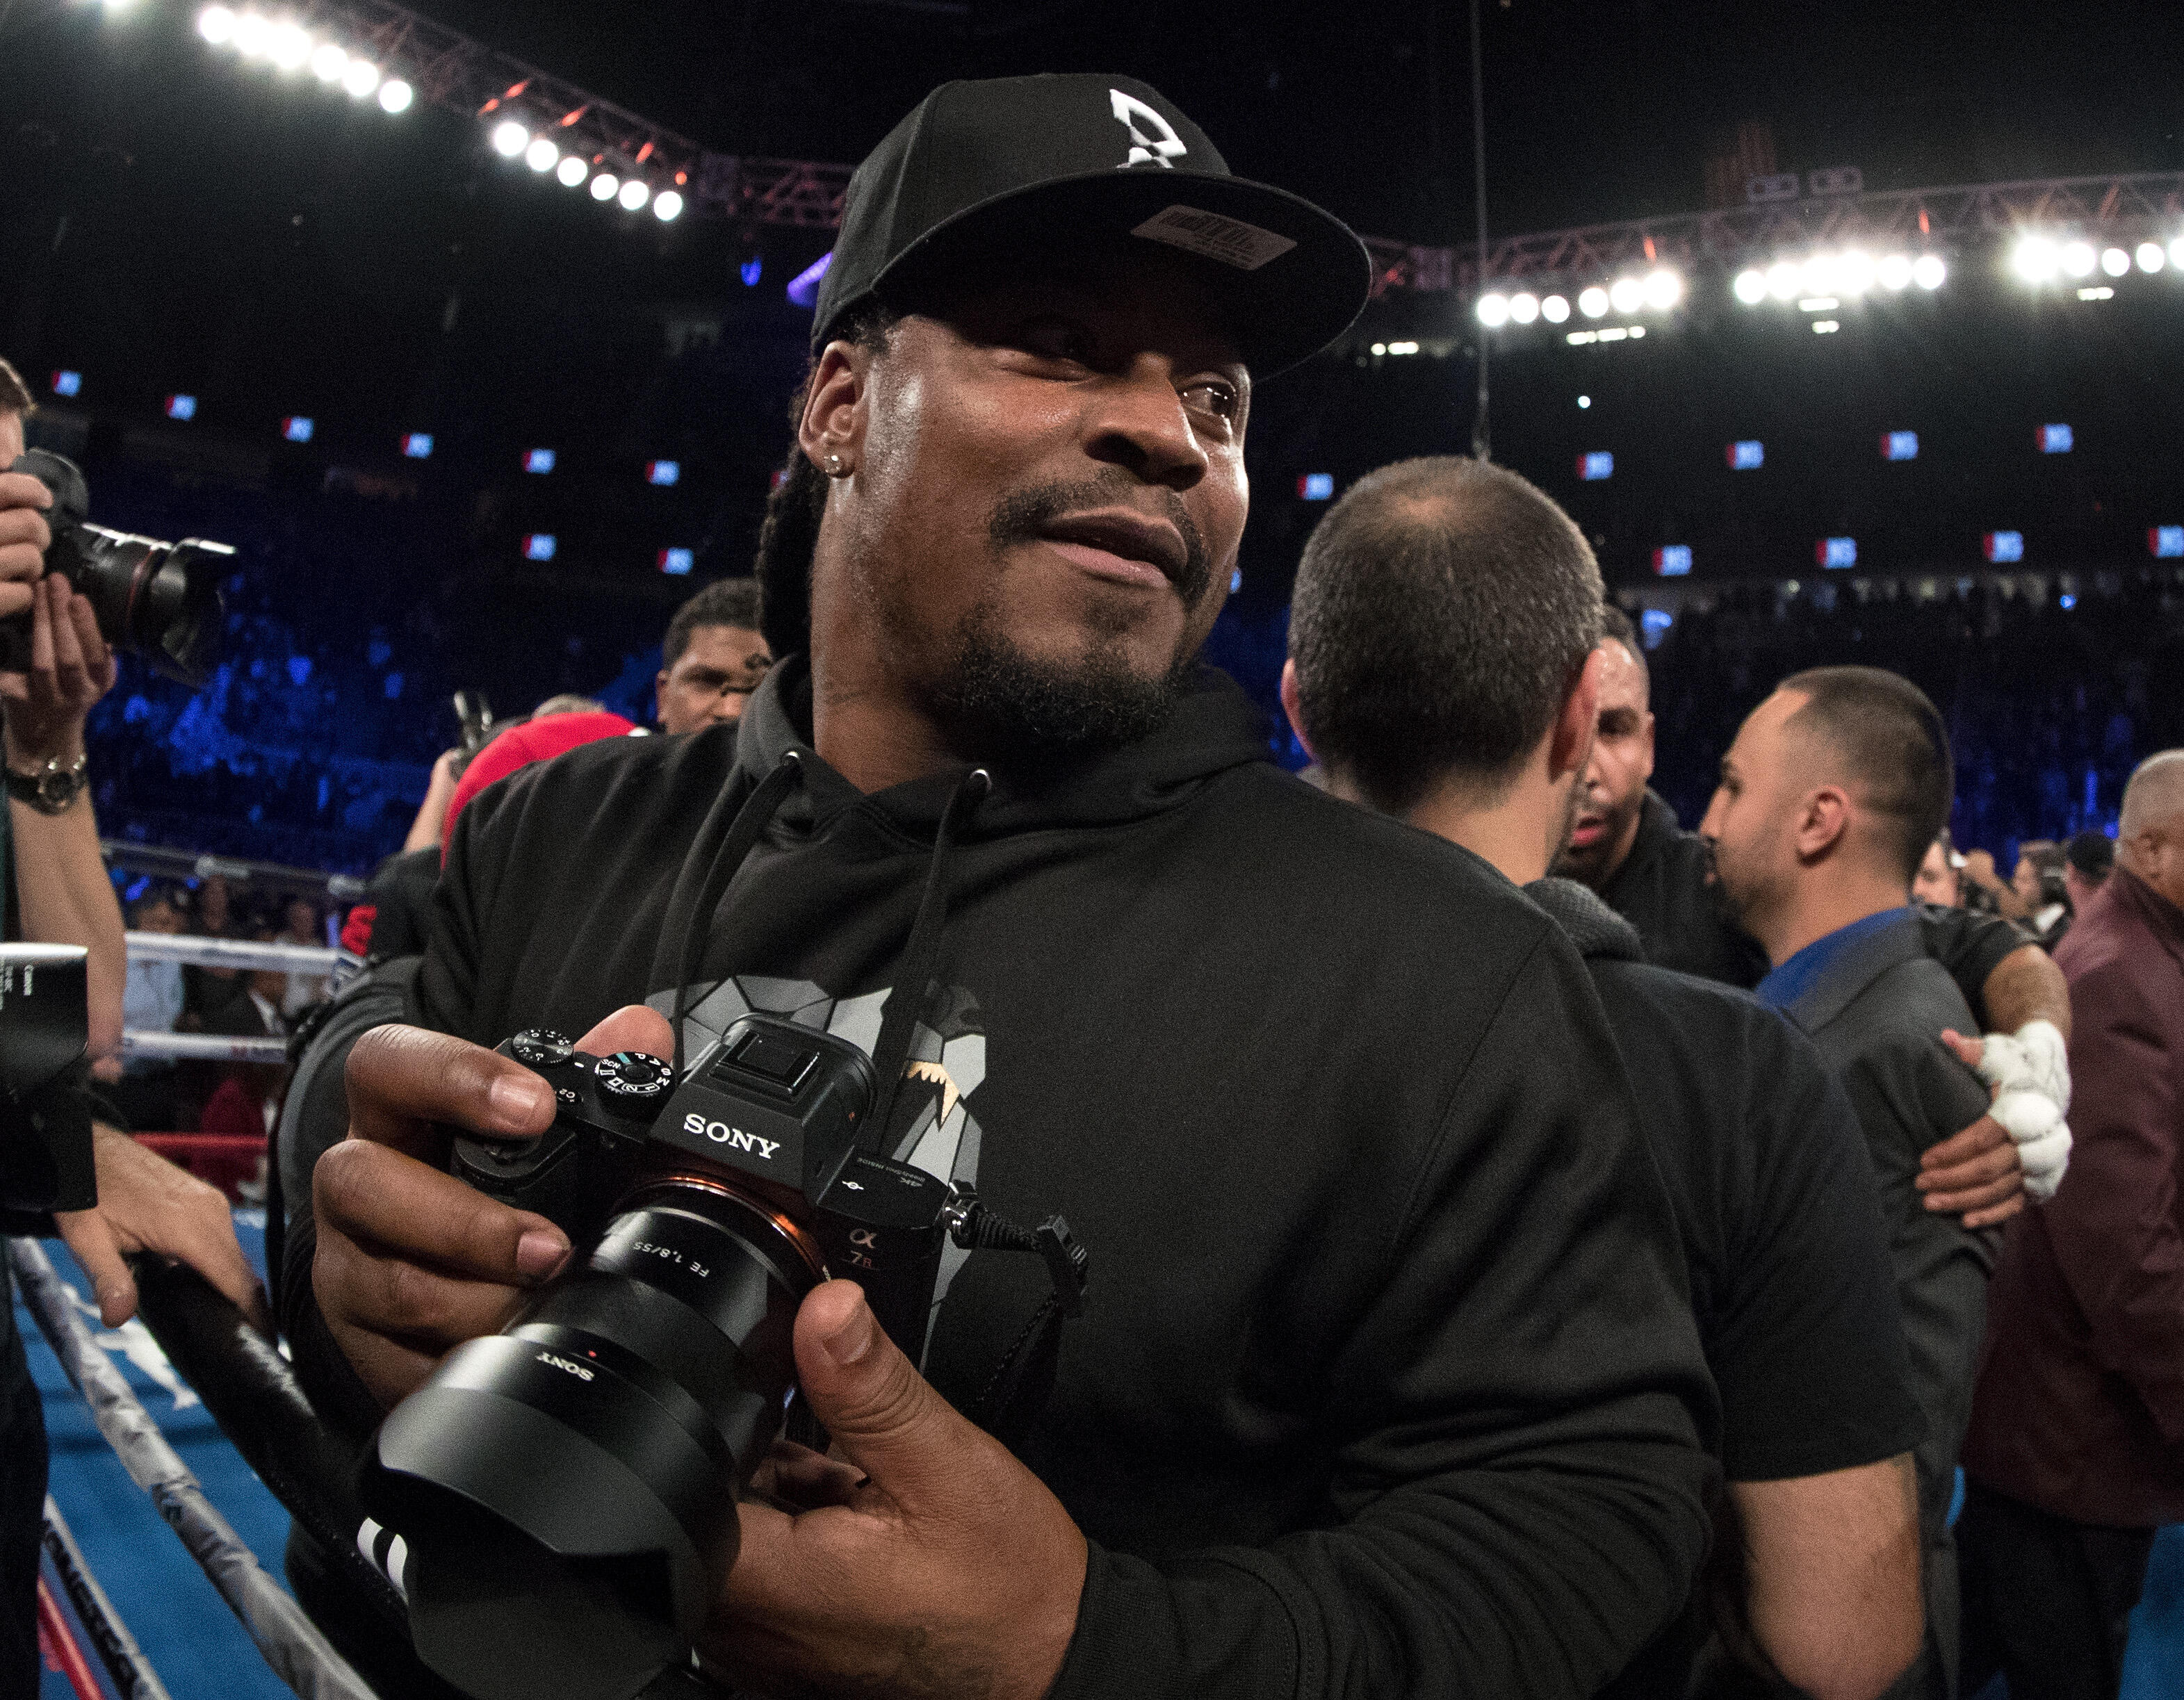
[0,464,53,621]
[316,1007,1086,1699]
[3,571,117,773]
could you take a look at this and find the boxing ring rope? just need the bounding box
[121,931,357,1065]
[8,1237,382,1700]
[41,1494,174,1700]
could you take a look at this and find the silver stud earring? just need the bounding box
[823,452,848,478]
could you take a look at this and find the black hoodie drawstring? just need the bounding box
[865,766,991,1153]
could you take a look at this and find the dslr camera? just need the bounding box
[362,1013,1081,1700]
[0,944,96,1216]
[1,450,227,687]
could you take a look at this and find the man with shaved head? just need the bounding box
[1957,747,2184,1700]
[1701,666,2000,1699]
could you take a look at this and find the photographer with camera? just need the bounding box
[293,76,1715,1700]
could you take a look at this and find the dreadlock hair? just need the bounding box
[754,301,901,658]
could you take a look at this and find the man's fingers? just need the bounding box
[1922,1171,2023,1214]
[747,1439,871,1512]
[575,1004,676,1061]
[314,1138,568,1285]
[61,589,113,693]
[54,1210,138,1326]
[1918,1114,2010,1175]
[44,575,90,701]
[345,1022,554,1159]
[1916,1138,2019,1196]
[1962,1193,2028,1231]
[160,1192,275,1334]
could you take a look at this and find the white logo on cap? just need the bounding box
[1110,90,1187,169]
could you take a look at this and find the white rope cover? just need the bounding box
[124,933,348,974]
[120,1032,290,1065]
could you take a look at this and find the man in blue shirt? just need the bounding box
[1702,666,1999,1699]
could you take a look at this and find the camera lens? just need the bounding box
[364,1176,825,1700]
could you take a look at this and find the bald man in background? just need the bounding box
[1959,749,2184,1700]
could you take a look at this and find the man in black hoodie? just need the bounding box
[297,77,1716,1700]
[1280,455,1928,1700]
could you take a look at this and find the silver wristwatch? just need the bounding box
[6,751,90,815]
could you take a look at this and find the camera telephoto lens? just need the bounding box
[364,1175,826,1700]
[2,450,229,686]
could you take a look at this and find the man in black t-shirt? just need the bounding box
[1283,455,1926,1699]
[1557,605,2073,1228]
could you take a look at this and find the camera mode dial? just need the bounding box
[510,1030,574,1068]
[596,1052,672,1100]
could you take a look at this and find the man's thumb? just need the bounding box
[792,1280,954,1494]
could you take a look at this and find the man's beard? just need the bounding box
[922,475,1215,765]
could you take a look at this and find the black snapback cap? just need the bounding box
[812,74,1372,378]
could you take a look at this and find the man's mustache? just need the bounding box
[988,475,1214,607]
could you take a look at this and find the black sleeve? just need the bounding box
[1048,937,1718,1700]
[1711,1015,1925,1482]
[1914,906,2027,1029]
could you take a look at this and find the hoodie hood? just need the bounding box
[1525,876,1648,965]
[733,653,1276,841]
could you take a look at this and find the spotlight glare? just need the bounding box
[1766,261,1800,301]
[232,10,270,56]
[2171,236,2184,270]
[589,172,619,201]
[1802,254,1838,295]
[268,22,310,72]
[1836,251,1875,295]
[618,177,651,211]
[2012,236,2057,283]
[652,189,684,222]
[555,154,587,187]
[1876,254,1913,291]
[1733,268,1768,305]
[2101,247,2130,278]
[377,77,411,113]
[1912,254,1946,291]
[341,58,380,98]
[525,136,559,173]
[2060,240,2097,278]
[309,42,345,81]
[2137,241,2166,274]
[197,6,236,44]
[1608,275,1644,315]
[1577,286,1610,318]
[1508,291,1540,325]
[1541,293,1570,323]
[1476,292,1510,327]
[1643,268,1681,310]
[490,119,528,158]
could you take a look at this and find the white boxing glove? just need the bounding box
[1969,1018,2073,1200]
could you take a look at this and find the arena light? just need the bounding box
[1811,319,1840,334]
[1882,430,1919,461]
[2137,242,2167,274]
[1985,530,2025,563]
[267,22,309,72]
[402,432,432,458]
[1643,270,1681,310]
[1578,451,1614,481]
[1541,294,1570,323]
[165,393,197,420]
[1577,286,1610,319]
[309,42,346,83]
[646,459,681,486]
[1476,293,1510,327]
[787,251,831,309]
[618,179,651,212]
[1912,254,1946,291]
[1608,276,1644,315]
[659,548,694,575]
[2151,525,2184,559]
[2060,240,2097,279]
[2012,236,2058,283]
[555,155,587,188]
[1766,261,1800,301]
[1801,254,1838,295]
[653,190,685,222]
[51,370,82,397]
[1817,537,1857,569]
[197,5,234,44]
[2101,247,2130,278]
[1508,292,1540,325]
[377,79,412,114]
[1576,395,1590,409]
[740,256,763,287]
[525,137,558,173]
[1876,254,1913,291]
[2038,423,2073,454]
[342,59,380,99]
[1836,252,1876,295]
[2171,236,2184,270]
[1727,440,1763,471]
[1385,341,1420,355]
[521,533,557,562]
[1298,473,1335,500]
[1733,268,1767,304]
[491,120,529,158]
[281,415,313,442]
[231,9,270,56]
[2077,286,2113,302]
[523,448,555,473]
[1653,545,1693,577]
[589,172,619,202]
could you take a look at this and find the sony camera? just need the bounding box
[0,943,96,1216]
[361,1013,1073,1700]
[1,450,228,687]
